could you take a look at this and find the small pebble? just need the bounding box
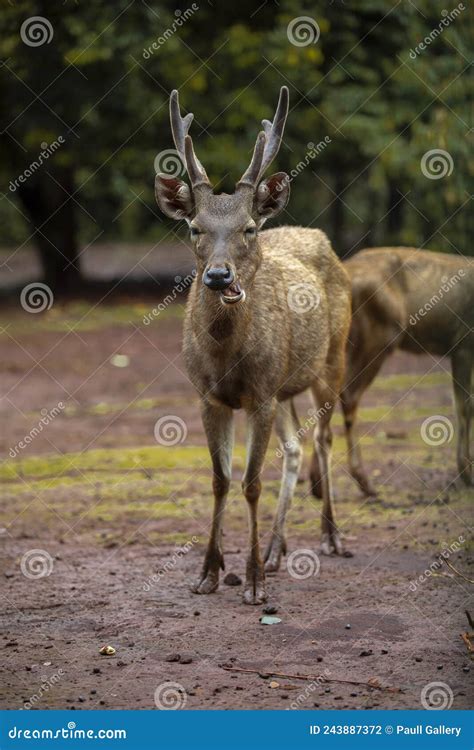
[345,624,351,630]
[263,605,278,615]
[223,573,242,586]
[165,653,181,663]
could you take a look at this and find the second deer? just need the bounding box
[310,246,473,497]
[155,87,351,603]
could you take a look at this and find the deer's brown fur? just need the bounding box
[309,246,473,497]
[155,88,351,603]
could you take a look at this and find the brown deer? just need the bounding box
[154,87,351,603]
[309,247,473,499]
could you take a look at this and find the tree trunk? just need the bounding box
[17,167,81,294]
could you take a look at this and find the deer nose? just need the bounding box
[203,265,234,290]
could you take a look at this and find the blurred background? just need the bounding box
[0,0,471,296]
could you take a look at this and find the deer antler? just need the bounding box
[238,86,289,189]
[169,89,211,189]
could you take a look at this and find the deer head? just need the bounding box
[155,87,290,305]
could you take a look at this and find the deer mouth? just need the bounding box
[220,282,245,305]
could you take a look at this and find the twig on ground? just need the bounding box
[221,664,401,693]
[442,558,474,584]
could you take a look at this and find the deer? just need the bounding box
[308,246,473,499]
[154,86,352,603]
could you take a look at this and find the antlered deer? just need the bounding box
[309,247,473,498]
[155,87,351,603]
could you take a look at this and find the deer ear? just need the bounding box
[254,172,290,223]
[155,174,194,220]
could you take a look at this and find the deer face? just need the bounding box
[155,175,289,305]
[155,87,290,306]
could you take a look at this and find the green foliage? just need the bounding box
[0,0,471,277]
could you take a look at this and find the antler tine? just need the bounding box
[259,85,289,177]
[237,131,266,188]
[237,86,289,189]
[169,89,211,189]
[169,89,193,163]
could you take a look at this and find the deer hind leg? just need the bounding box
[241,400,275,604]
[451,348,473,487]
[192,401,233,595]
[310,377,352,558]
[264,400,303,573]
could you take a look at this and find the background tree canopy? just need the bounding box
[0,0,471,292]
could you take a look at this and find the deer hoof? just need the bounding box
[321,533,353,557]
[242,585,267,605]
[191,574,219,595]
[264,539,285,573]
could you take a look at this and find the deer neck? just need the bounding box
[192,277,253,353]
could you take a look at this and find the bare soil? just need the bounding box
[0,292,472,710]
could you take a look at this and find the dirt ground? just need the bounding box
[0,289,472,711]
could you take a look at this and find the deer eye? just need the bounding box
[190,227,201,239]
[245,226,256,237]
